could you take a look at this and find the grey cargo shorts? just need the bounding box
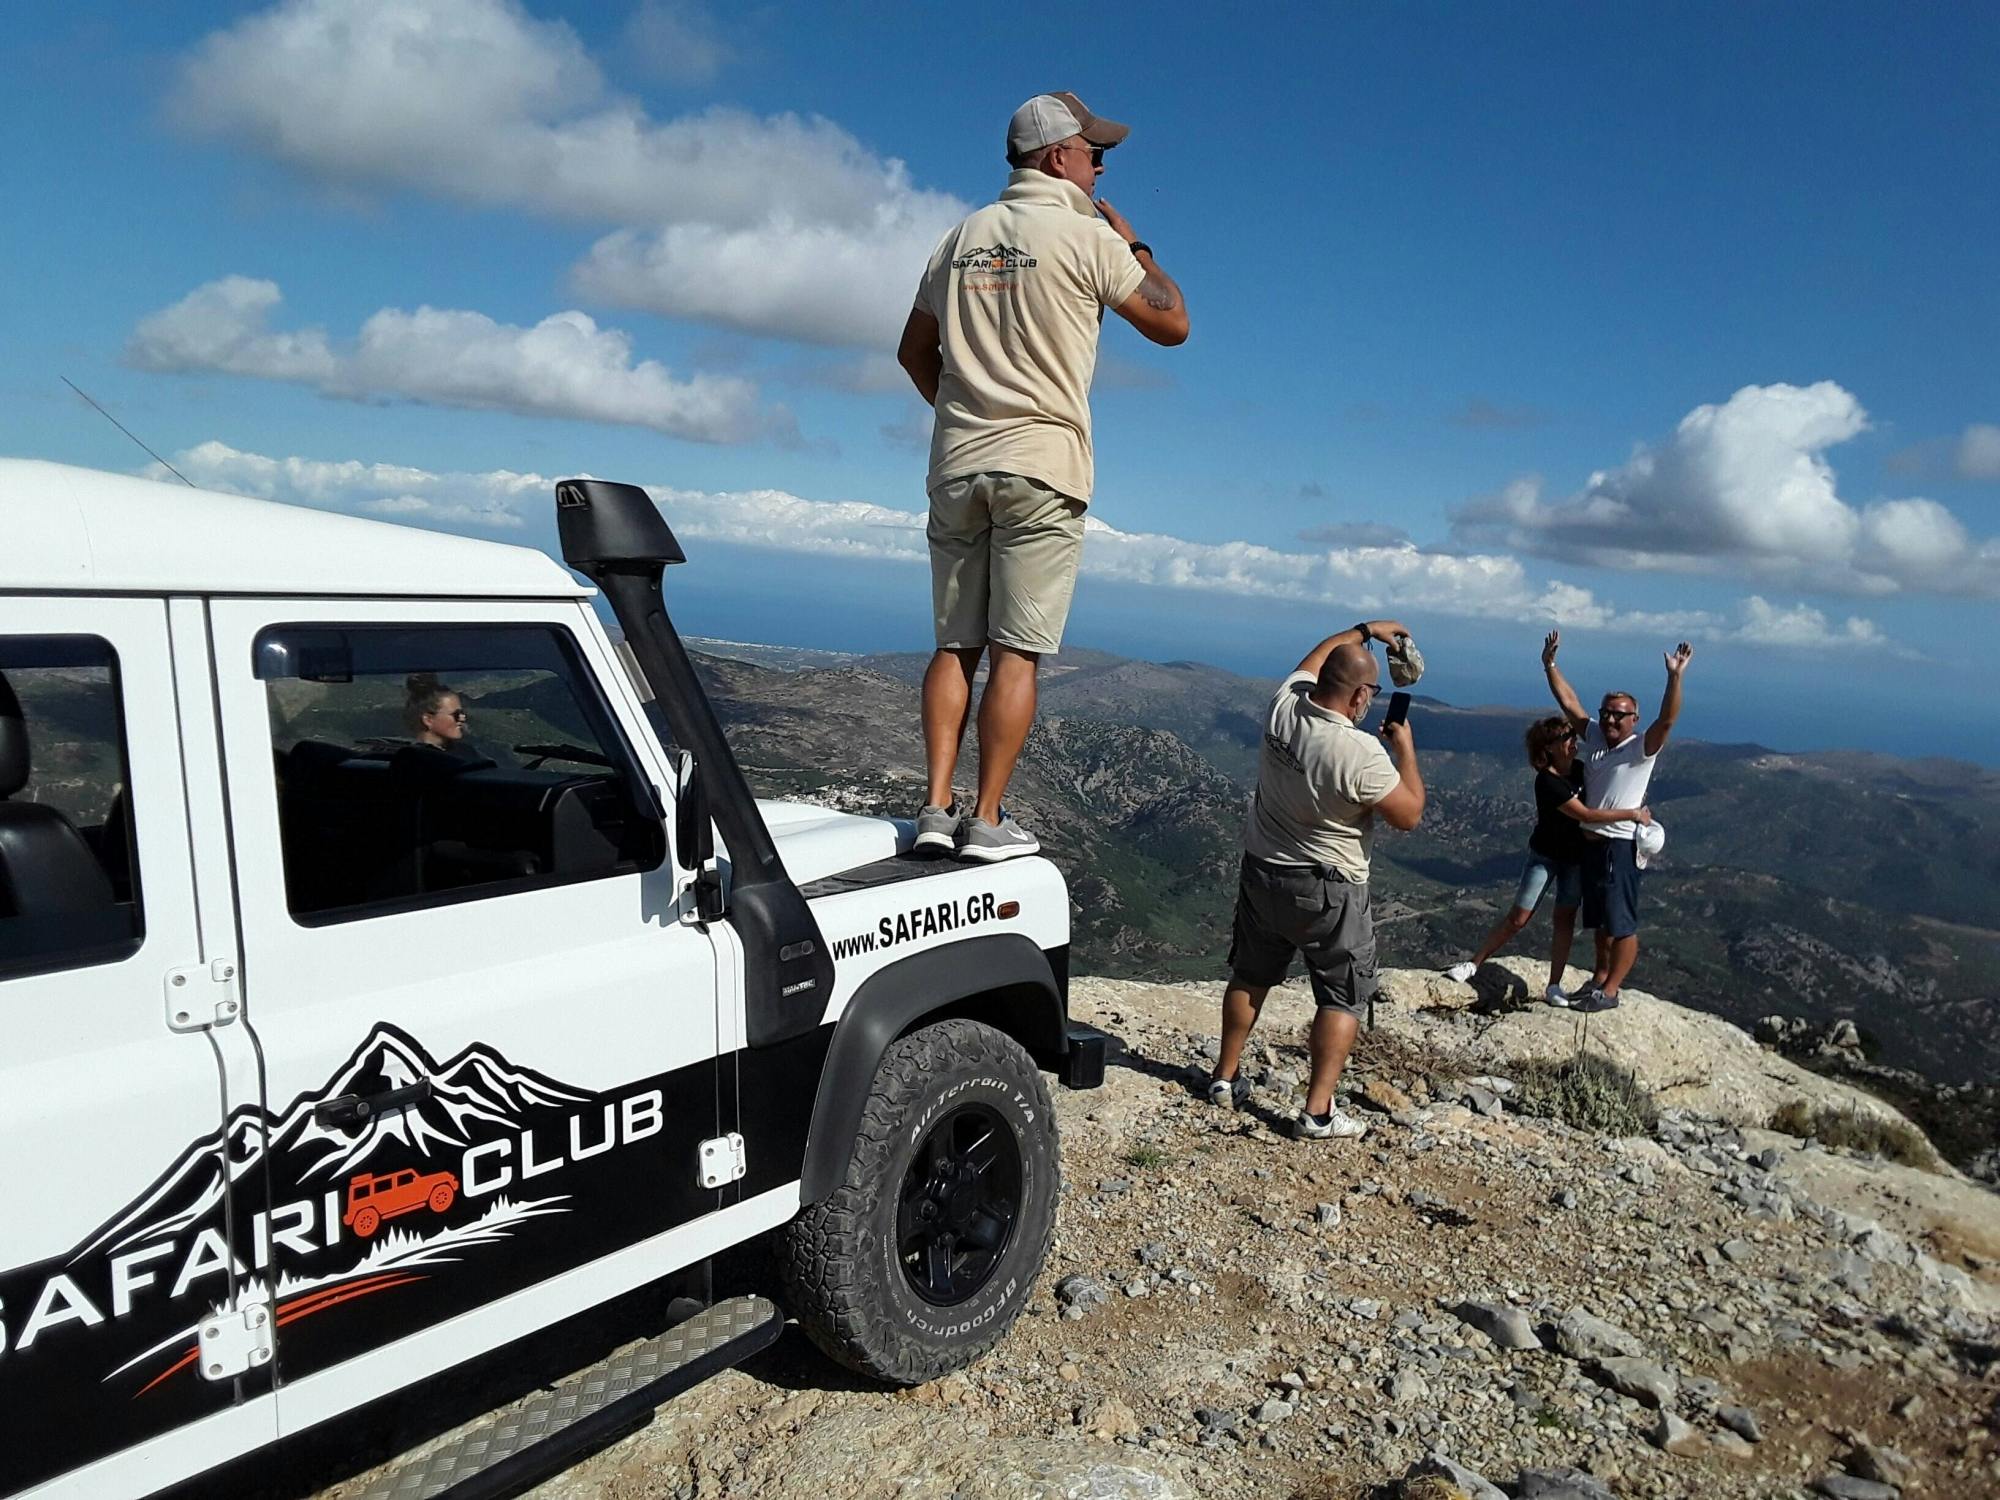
[928,471,1087,655]
[1227,855,1378,1017]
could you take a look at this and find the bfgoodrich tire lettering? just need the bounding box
[779,1018,1057,1384]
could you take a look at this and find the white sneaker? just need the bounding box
[1293,1105,1369,1141]
[1206,1075,1251,1110]
[1444,962,1477,983]
[1544,984,1572,1008]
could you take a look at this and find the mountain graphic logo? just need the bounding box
[79,1025,589,1264]
[0,1024,698,1492]
[952,242,1037,273]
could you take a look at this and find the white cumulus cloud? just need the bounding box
[168,0,962,348]
[1736,596,1884,650]
[155,441,1889,653]
[127,276,762,443]
[1453,382,1999,598]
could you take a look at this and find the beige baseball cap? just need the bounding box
[1007,92,1130,161]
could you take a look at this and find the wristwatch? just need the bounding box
[1128,240,1152,259]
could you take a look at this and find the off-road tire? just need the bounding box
[778,1018,1058,1384]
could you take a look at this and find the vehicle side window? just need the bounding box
[0,635,144,978]
[256,623,665,924]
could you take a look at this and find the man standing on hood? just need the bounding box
[897,91,1190,863]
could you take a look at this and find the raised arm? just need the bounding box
[1643,643,1693,756]
[1097,199,1189,347]
[1372,720,1425,831]
[897,307,943,407]
[1295,618,1409,679]
[1542,629,1588,732]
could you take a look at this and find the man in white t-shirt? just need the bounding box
[1543,630,1695,1010]
[1206,620,1426,1141]
[896,92,1190,864]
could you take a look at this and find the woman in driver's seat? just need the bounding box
[401,674,493,770]
[405,674,469,750]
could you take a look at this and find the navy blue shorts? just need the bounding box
[1581,837,1641,938]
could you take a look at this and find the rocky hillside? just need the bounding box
[322,961,1999,1500]
[703,645,2000,1104]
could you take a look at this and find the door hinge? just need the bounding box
[697,1132,747,1189]
[196,1302,273,1382]
[166,959,241,1032]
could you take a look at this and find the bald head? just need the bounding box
[1316,643,1379,707]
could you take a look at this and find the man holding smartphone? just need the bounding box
[1207,620,1426,1140]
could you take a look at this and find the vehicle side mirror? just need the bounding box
[672,752,724,922]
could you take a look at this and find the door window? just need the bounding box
[0,635,143,977]
[254,623,664,923]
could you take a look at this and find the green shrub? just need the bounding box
[1122,1144,1169,1170]
[1768,1099,1936,1169]
[1510,1054,1658,1137]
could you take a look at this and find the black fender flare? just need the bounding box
[797,934,1066,1206]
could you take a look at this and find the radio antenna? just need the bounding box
[60,376,194,487]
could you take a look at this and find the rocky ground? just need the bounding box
[329,960,2000,1500]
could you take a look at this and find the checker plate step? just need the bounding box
[351,1294,781,1500]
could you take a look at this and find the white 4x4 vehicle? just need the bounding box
[0,463,1103,1500]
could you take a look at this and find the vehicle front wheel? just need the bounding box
[778,1017,1058,1385]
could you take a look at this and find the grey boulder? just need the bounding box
[1449,1299,1542,1350]
[1592,1355,1678,1410]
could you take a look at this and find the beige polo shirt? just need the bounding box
[913,170,1146,505]
[1242,671,1401,883]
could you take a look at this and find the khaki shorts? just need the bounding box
[928,471,1087,655]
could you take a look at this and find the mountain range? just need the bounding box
[693,641,2000,1097]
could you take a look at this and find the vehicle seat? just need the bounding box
[93,787,136,903]
[0,672,116,917]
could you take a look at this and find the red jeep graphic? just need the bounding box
[343,1166,459,1238]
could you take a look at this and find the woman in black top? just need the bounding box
[1442,716,1651,1006]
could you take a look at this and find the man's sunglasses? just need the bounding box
[1062,142,1106,167]
[1601,708,1636,720]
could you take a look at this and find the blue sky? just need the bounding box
[5,2,1997,759]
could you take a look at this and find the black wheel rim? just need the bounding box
[896,1101,1023,1306]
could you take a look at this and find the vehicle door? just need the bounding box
[0,598,276,1499]
[203,597,729,1434]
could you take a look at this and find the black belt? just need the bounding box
[1244,852,1352,883]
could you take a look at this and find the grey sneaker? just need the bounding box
[1576,989,1622,1013]
[913,802,960,856]
[957,812,1039,863]
[1206,1074,1251,1110]
[1293,1105,1369,1141]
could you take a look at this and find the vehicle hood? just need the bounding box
[753,799,909,885]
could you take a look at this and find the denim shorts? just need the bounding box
[1513,849,1582,913]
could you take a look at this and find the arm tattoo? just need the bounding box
[1139,271,1179,312]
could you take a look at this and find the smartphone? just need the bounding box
[1382,691,1411,728]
